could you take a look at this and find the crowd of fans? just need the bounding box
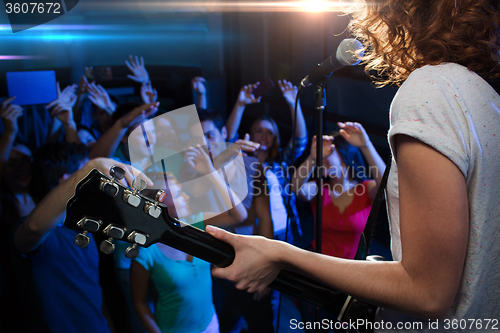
[0,54,384,333]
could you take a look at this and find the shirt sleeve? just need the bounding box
[282,136,308,164]
[250,159,267,198]
[133,246,154,271]
[388,67,470,177]
[78,129,97,146]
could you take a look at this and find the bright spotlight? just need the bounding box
[302,0,330,12]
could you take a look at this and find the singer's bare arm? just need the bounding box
[209,135,468,319]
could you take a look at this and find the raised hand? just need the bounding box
[125,55,150,84]
[46,83,78,110]
[310,135,334,160]
[86,82,116,114]
[78,74,89,94]
[0,96,23,133]
[50,95,77,125]
[235,83,261,107]
[278,79,298,105]
[45,83,78,125]
[83,66,95,81]
[141,81,158,104]
[337,122,371,148]
[191,77,206,95]
[185,144,215,175]
[120,102,159,129]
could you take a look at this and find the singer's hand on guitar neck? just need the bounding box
[207,225,286,294]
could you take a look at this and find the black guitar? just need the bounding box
[64,166,377,326]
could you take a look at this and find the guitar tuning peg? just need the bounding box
[123,177,147,208]
[100,165,126,197]
[103,224,126,239]
[74,218,102,248]
[109,165,125,181]
[74,231,90,248]
[124,231,148,258]
[144,190,165,218]
[124,244,139,259]
[132,177,147,193]
[100,238,115,254]
[155,189,166,202]
[77,217,102,233]
[99,224,126,254]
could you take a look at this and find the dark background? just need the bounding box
[0,0,395,254]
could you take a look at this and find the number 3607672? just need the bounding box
[5,2,61,14]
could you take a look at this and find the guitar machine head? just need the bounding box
[65,165,170,259]
[65,165,235,267]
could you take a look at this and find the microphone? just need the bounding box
[300,39,364,87]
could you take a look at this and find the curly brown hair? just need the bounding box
[346,0,500,86]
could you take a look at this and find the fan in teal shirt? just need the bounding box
[133,241,215,333]
[130,173,221,333]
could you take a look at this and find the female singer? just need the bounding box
[206,0,500,328]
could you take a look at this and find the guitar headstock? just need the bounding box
[64,165,174,259]
[66,165,235,267]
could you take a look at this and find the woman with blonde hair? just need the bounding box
[206,0,500,329]
[226,80,308,242]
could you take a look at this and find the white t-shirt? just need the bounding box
[377,63,500,331]
[265,168,288,234]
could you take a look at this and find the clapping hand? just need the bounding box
[86,82,116,114]
[84,66,94,81]
[46,82,77,109]
[0,96,23,133]
[337,122,371,148]
[211,134,260,169]
[119,102,159,129]
[234,133,260,156]
[125,55,150,84]
[78,74,89,94]
[278,79,298,105]
[185,144,215,175]
[141,81,158,104]
[46,83,78,124]
[191,77,206,95]
[235,83,261,107]
[310,135,335,160]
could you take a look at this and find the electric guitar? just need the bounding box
[64,166,378,327]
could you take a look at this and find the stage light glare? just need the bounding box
[0,55,46,60]
[303,0,329,12]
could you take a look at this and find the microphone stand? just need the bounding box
[313,80,326,332]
